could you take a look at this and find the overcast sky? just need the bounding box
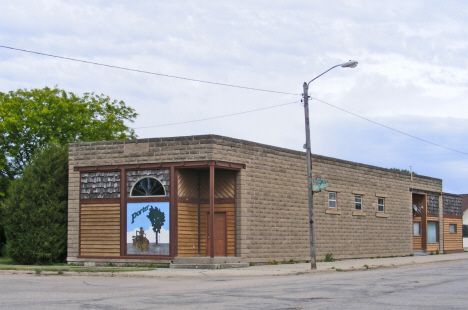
[1,1,467,193]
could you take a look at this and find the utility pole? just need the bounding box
[303,82,316,270]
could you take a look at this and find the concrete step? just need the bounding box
[172,257,242,264]
[413,251,427,256]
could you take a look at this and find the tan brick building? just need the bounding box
[67,135,447,265]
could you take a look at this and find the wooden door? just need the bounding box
[206,212,227,256]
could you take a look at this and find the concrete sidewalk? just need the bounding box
[2,252,467,278]
[119,252,468,278]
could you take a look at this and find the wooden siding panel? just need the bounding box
[177,202,199,257]
[80,203,120,257]
[443,217,463,251]
[413,236,422,251]
[178,170,199,199]
[200,203,235,256]
[427,243,439,252]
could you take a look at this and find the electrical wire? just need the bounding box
[1,45,465,156]
[311,97,468,156]
[0,45,299,96]
[133,100,300,129]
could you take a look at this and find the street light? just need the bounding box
[303,60,358,270]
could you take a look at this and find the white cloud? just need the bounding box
[1,0,467,193]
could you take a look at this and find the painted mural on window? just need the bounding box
[126,202,170,255]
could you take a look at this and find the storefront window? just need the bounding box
[427,221,438,243]
[126,202,170,255]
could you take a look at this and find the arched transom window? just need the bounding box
[130,177,166,197]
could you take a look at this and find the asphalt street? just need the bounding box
[0,259,466,309]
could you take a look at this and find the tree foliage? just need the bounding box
[147,207,165,245]
[0,86,137,178]
[1,144,68,264]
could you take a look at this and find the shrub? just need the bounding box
[2,144,68,264]
[325,253,335,262]
[0,211,5,256]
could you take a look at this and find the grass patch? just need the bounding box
[267,260,278,265]
[0,264,168,273]
[335,268,343,272]
[363,264,369,269]
[0,257,16,265]
[282,259,296,264]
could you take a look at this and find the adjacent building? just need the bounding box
[67,135,460,265]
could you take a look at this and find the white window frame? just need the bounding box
[355,195,362,211]
[377,197,385,212]
[328,192,337,209]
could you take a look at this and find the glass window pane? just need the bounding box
[329,192,336,200]
[378,198,384,205]
[413,222,420,236]
[427,222,437,243]
[449,224,456,233]
[329,200,336,209]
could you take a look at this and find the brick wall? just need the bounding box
[68,135,442,262]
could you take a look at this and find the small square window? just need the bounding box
[355,195,362,211]
[449,224,457,234]
[328,192,337,209]
[378,198,385,212]
[413,222,421,236]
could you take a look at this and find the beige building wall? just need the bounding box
[68,135,442,263]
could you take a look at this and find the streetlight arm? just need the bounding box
[307,64,341,86]
[307,60,358,86]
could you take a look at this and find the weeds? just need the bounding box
[324,253,335,262]
[363,264,369,269]
[267,260,278,265]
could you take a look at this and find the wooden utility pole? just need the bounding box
[303,82,316,270]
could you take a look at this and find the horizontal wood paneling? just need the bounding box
[80,203,120,257]
[177,202,199,257]
[427,243,439,252]
[443,217,463,251]
[413,236,422,251]
[177,203,236,257]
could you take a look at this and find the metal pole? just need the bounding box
[303,82,316,270]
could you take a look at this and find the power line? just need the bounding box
[1,45,465,156]
[0,45,299,96]
[311,97,468,156]
[133,100,300,129]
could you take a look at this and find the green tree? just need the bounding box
[0,86,138,256]
[147,207,165,245]
[1,144,68,264]
[0,86,137,179]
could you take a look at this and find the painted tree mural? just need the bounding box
[146,206,165,245]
